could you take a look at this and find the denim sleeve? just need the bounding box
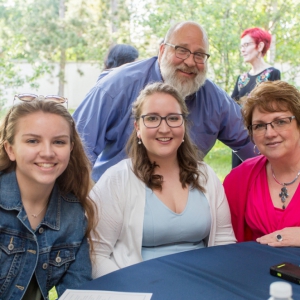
[55,236,92,297]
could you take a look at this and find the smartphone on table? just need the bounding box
[270,262,300,285]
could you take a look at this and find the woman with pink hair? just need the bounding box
[232,27,281,168]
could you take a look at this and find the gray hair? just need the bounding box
[164,21,209,46]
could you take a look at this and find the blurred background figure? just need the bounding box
[104,44,139,69]
[231,27,281,168]
[97,44,139,82]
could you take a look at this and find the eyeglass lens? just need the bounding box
[17,94,37,102]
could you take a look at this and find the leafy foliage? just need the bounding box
[0,0,133,99]
[1,0,300,100]
[133,0,300,92]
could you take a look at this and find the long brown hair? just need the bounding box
[0,100,98,250]
[126,82,207,192]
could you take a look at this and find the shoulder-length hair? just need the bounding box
[0,100,98,249]
[126,82,207,192]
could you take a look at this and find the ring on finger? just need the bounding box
[276,234,283,242]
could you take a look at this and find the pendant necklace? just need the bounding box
[271,167,300,209]
[30,199,50,218]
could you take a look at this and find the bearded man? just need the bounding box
[74,21,255,181]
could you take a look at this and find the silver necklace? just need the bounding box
[271,167,300,209]
[31,200,50,218]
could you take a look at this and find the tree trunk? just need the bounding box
[268,0,277,65]
[58,49,66,96]
[111,0,118,35]
[58,0,65,96]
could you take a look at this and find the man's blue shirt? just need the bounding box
[73,57,254,181]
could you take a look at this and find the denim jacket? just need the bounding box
[0,171,92,300]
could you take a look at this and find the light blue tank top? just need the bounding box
[142,186,211,261]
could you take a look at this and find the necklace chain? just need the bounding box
[271,167,300,209]
[30,199,50,218]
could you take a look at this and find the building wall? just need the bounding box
[4,62,102,109]
[3,61,299,111]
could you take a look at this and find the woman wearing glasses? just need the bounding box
[0,97,98,299]
[231,27,281,168]
[90,82,236,278]
[224,81,300,247]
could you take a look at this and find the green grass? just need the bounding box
[204,140,231,182]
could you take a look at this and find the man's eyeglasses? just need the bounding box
[164,43,210,64]
[248,116,296,136]
[140,114,184,128]
[14,94,68,108]
[240,42,255,50]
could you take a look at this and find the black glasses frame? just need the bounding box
[140,114,184,128]
[248,116,296,134]
[164,42,210,64]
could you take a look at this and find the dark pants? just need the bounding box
[232,151,242,168]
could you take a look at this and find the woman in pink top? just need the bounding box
[224,80,300,247]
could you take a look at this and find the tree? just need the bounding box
[132,0,300,92]
[1,0,300,102]
[0,0,133,100]
[0,0,33,107]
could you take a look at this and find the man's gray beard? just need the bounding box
[160,57,207,98]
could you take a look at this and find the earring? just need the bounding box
[182,139,184,143]
[138,138,142,145]
[253,145,260,155]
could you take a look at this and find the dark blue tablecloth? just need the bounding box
[81,242,300,299]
